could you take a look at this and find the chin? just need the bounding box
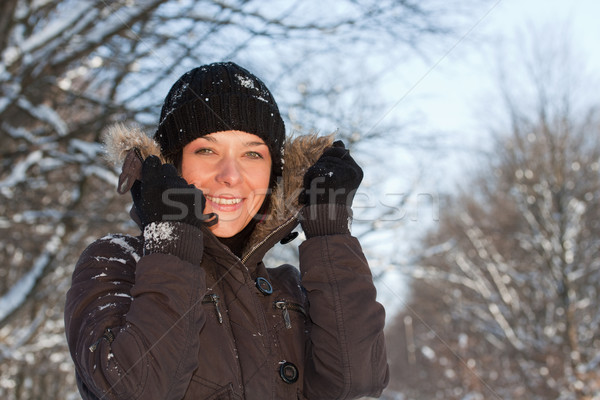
[210,223,244,238]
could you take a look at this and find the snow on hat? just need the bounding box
[154,62,286,177]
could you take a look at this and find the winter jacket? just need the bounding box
[64,126,389,400]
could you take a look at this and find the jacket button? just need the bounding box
[279,361,299,384]
[280,231,299,244]
[255,277,273,295]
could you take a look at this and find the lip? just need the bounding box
[205,194,244,212]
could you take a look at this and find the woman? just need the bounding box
[65,62,389,399]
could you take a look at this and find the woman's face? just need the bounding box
[181,130,272,238]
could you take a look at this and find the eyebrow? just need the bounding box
[199,136,267,147]
[245,141,267,147]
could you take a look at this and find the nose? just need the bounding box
[215,156,242,186]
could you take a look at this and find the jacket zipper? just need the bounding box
[210,214,297,276]
[202,293,223,324]
[241,215,298,265]
[273,300,307,329]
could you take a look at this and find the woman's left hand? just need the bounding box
[299,140,363,208]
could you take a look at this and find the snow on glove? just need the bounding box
[299,141,363,238]
[131,155,217,229]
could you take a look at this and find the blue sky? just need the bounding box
[401,0,600,188]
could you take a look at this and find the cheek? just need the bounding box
[250,169,271,192]
[181,168,199,186]
[181,158,209,187]
[247,170,271,206]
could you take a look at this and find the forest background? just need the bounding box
[1,1,599,399]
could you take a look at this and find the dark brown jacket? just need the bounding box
[64,126,389,399]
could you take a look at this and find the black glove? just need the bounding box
[131,156,216,229]
[298,141,363,238]
[299,141,363,207]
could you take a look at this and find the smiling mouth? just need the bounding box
[205,195,243,205]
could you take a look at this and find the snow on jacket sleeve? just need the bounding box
[299,233,389,399]
[64,223,207,400]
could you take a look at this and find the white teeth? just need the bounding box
[206,195,242,205]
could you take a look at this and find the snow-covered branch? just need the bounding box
[0,224,64,324]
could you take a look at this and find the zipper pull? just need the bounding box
[203,293,223,324]
[89,338,101,353]
[89,328,115,352]
[274,301,292,329]
[212,294,223,324]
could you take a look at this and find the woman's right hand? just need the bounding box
[131,155,216,229]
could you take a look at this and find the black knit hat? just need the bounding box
[154,62,286,177]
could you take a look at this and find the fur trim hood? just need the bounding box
[103,124,333,253]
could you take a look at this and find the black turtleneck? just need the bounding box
[217,219,257,258]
